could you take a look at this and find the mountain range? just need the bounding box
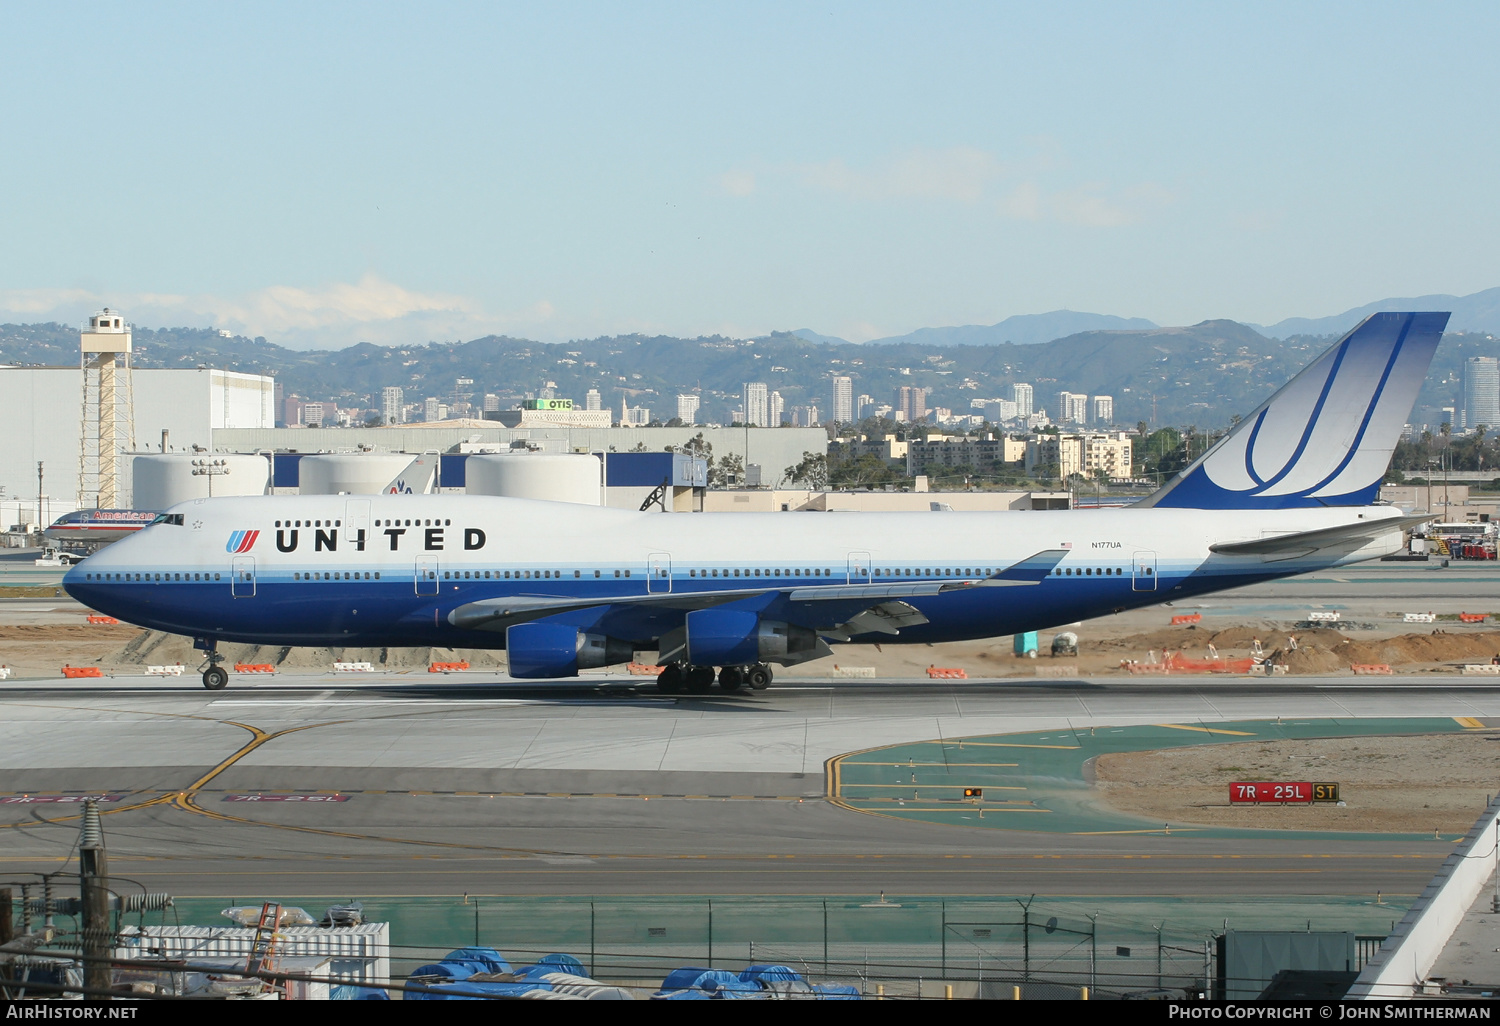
[2,286,1498,432]
[1247,286,1500,339]
[4,316,1495,432]
[784,286,1500,347]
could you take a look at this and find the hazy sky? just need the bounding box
[2,2,1497,346]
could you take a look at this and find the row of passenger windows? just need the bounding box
[84,565,1144,585]
[443,569,633,580]
[272,519,454,528]
[691,568,833,578]
[85,572,222,582]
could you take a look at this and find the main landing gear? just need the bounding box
[196,639,229,691]
[655,663,773,695]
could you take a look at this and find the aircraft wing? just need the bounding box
[447,548,1070,635]
[1208,515,1432,559]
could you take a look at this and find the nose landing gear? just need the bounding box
[195,638,228,690]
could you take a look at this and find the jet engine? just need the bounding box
[505,622,634,678]
[683,609,819,666]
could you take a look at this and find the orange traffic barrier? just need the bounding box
[1459,613,1487,623]
[627,663,665,676]
[1169,613,1202,625]
[61,665,103,678]
[428,661,470,673]
[1351,664,1392,675]
[86,615,119,625]
[1125,651,1255,675]
[233,663,276,674]
[927,667,969,679]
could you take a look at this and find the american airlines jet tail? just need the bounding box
[65,312,1448,691]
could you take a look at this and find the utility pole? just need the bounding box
[78,800,112,996]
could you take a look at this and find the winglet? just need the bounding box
[986,548,1070,584]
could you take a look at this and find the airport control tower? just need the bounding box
[77,308,136,508]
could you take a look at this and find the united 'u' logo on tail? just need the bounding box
[1142,311,1449,510]
[226,530,259,553]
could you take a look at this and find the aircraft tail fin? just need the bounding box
[384,455,439,495]
[1139,311,1448,510]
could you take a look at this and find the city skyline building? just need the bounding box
[769,390,785,426]
[1012,383,1034,418]
[620,395,650,426]
[1054,390,1088,424]
[832,375,853,423]
[744,381,769,426]
[585,388,602,411]
[424,397,440,422]
[894,385,927,423]
[1091,395,1114,425]
[381,386,405,425]
[1464,357,1500,430]
[676,393,700,424]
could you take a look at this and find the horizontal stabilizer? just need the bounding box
[1210,514,1432,558]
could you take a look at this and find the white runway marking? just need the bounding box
[209,699,551,707]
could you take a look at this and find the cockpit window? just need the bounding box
[150,513,185,526]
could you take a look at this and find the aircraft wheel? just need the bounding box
[202,666,229,691]
[747,663,773,690]
[718,666,746,692]
[684,665,716,694]
[656,665,685,694]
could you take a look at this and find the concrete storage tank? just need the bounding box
[297,453,414,495]
[132,453,271,509]
[466,454,600,505]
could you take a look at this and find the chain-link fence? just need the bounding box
[147,893,1402,998]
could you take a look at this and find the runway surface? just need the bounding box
[1,674,1496,898]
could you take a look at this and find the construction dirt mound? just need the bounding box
[1091,625,1500,675]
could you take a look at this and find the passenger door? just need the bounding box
[1132,550,1157,592]
[648,552,672,593]
[846,551,872,585]
[416,558,439,596]
[345,499,370,548]
[232,556,256,598]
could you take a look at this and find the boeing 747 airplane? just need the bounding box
[64,312,1448,691]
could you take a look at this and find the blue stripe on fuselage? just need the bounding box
[63,560,1279,648]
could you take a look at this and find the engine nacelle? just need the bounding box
[684,609,818,667]
[506,622,634,678]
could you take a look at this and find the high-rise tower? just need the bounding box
[744,382,769,426]
[1464,357,1500,431]
[831,375,853,423]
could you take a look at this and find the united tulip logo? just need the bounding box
[226,530,260,554]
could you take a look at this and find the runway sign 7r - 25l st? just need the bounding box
[1229,782,1340,804]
